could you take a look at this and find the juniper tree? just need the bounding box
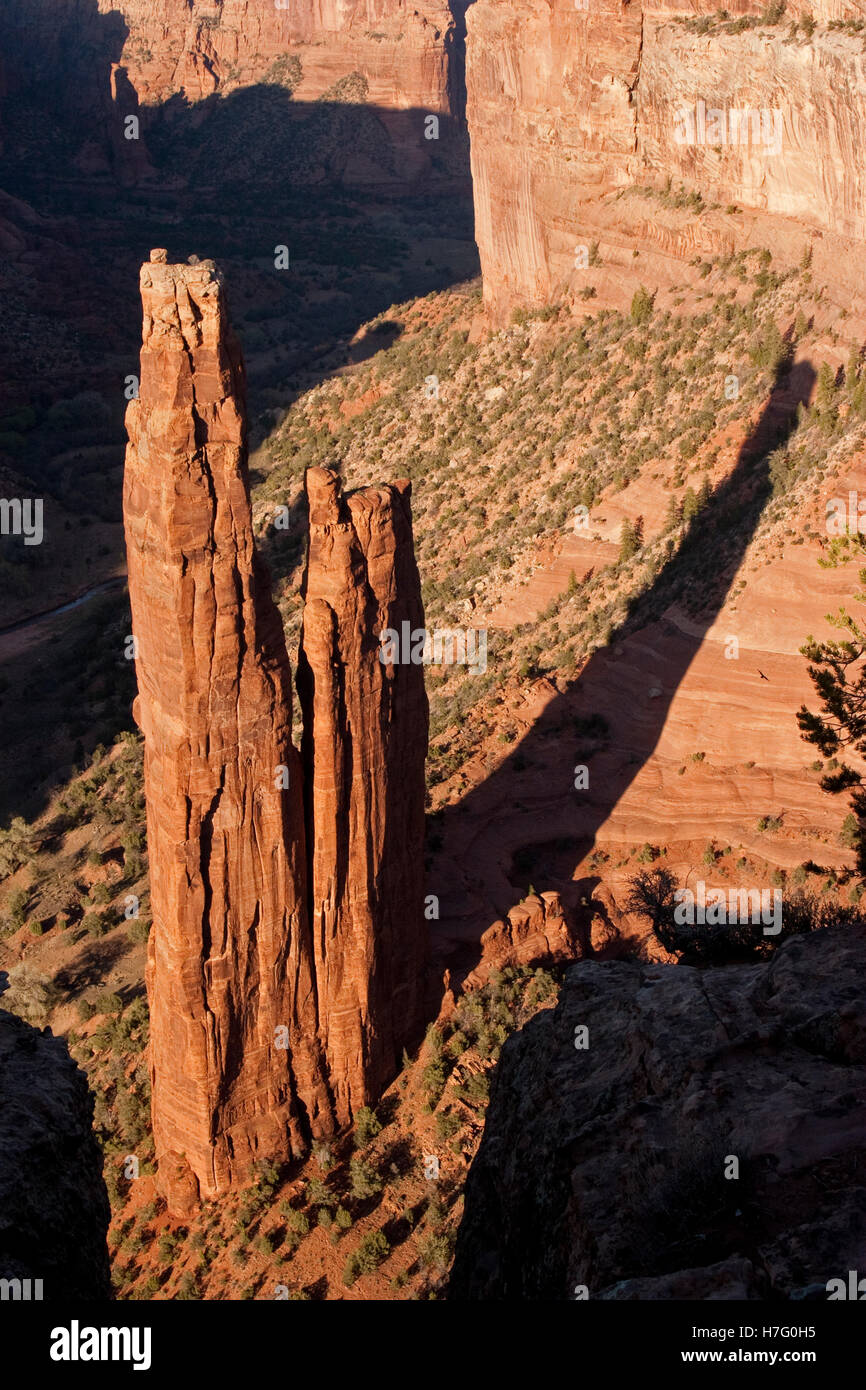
[798,554,866,875]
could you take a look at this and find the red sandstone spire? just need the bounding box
[123,251,332,1212]
[123,257,430,1211]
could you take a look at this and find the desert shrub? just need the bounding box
[176,1271,200,1300]
[7,888,28,928]
[342,1230,390,1286]
[840,813,860,849]
[627,867,858,962]
[127,917,151,944]
[417,1229,455,1269]
[349,1156,383,1201]
[285,1209,310,1238]
[306,1178,335,1209]
[630,286,654,327]
[3,963,60,1024]
[435,1110,462,1141]
[0,818,35,877]
[353,1105,382,1147]
[95,991,123,1016]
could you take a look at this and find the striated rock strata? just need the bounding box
[449,925,866,1300]
[0,1006,111,1299]
[299,466,429,1125]
[123,253,429,1208]
[466,0,866,322]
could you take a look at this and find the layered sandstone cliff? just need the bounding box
[450,924,866,1299]
[0,0,466,186]
[124,250,333,1209]
[123,254,429,1207]
[466,0,866,321]
[299,466,429,1125]
[99,0,458,116]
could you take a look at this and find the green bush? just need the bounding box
[342,1230,390,1286]
[95,991,123,1016]
[630,286,654,327]
[353,1105,382,1147]
[349,1157,383,1201]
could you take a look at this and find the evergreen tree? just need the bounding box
[798,556,866,876]
[619,518,639,562]
[846,347,861,392]
[681,486,699,524]
[816,360,837,413]
[630,285,654,327]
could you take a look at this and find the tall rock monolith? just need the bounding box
[123,250,333,1211]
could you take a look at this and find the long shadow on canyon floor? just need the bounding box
[430,356,818,986]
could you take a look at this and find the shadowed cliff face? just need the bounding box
[449,924,866,1301]
[0,999,111,1299]
[123,255,429,1209]
[0,0,471,188]
[0,0,477,822]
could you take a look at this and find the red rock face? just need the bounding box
[104,0,458,117]
[299,467,430,1126]
[124,258,429,1207]
[123,251,333,1210]
[466,0,866,323]
[462,891,580,992]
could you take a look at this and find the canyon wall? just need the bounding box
[0,0,459,111]
[98,0,459,115]
[466,0,866,321]
[0,0,467,185]
[123,254,428,1208]
[299,466,429,1126]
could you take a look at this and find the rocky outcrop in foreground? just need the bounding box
[0,1007,111,1299]
[449,926,866,1299]
[124,253,428,1209]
